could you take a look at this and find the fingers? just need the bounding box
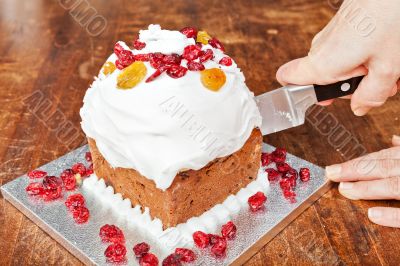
[339,176,400,200]
[326,146,400,182]
[393,135,400,147]
[368,207,400,228]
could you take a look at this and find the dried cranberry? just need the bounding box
[261,153,272,167]
[276,162,291,174]
[208,37,225,52]
[65,194,85,211]
[166,65,187,79]
[279,177,296,191]
[72,163,86,176]
[180,27,198,39]
[133,39,146,50]
[283,189,296,199]
[134,53,152,61]
[187,61,205,71]
[182,45,202,61]
[163,54,181,65]
[265,168,280,181]
[133,242,150,257]
[26,182,44,196]
[150,52,165,68]
[85,152,92,162]
[299,168,311,182]
[42,186,62,201]
[175,248,196,262]
[27,170,47,179]
[115,59,125,70]
[116,49,135,69]
[43,176,62,190]
[271,148,287,163]
[192,231,210,248]
[219,56,232,66]
[146,69,163,83]
[248,191,267,212]
[104,243,126,263]
[221,221,237,240]
[209,234,224,245]
[86,163,94,176]
[211,237,227,258]
[100,224,125,243]
[72,206,90,223]
[140,253,159,266]
[114,43,124,57]
[61,169,76,190]
[284,168,298,180]
[199,49,213,63]
[162,254,182,266]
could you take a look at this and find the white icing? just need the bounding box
[80,25,262,190]
[82,168,269,253]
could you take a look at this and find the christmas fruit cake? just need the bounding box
[80,25,262,228]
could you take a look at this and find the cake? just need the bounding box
[80,25,262,228]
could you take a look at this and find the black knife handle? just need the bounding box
[314,76,364,102]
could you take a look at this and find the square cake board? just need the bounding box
[1,143,331,265]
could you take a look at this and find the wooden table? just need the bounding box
[0,0,399,265]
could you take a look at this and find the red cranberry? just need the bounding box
[115,59,125,70]
[182,45,202,61]
[208,37,225,52]
[133,39,146,50]
[187,61,205,71]
[27,170,47,179]
[85,152,92,162]
[72,206,90,223]
[100,224,125,243]
[149,53,166,69]
[271,148,287,163]
[284,168,298,180]
[86,163,94,176]
[219,56,232,66]
[175,248,196,263]
[192,231,210,248]
[265,168,280,181]
[43,176,61,190]
[65,194,85,211]
[140,253,159,266]
[180,27,198,39]
[283,189,296,199]
[133,242,150,257]
[162,254,182,266]
[26,182,44,196]
[199,49,214,63]
[114,43,124,56]
[276,162,291,174]
[42,186,62,201]
[279,177,296,191]
[208,234,225,245]
[261,152,271,167]
[134,53,152,62]
[72,163,86,177]
[104,243,127,263]
[166,65,188,79]
[146,69,163,83]
[163,54,181,65]
[116,49,135,69]
[61,169,76,190]
[221,221,237,240]
[211,237,227,258]
[248,192,267,212]
[299,168,311,182]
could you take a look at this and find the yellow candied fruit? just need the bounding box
[196,30,211,45]
[102,61,116,75]
[117,61,147,89]
[200,68,226,92]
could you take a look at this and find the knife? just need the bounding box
[256,76,364,135]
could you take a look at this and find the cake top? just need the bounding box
[80,25,262,190]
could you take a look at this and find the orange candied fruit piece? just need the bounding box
[196,30,211,45]
[117,61,147,89]
[102,61,116,75]
[200,68,226,92]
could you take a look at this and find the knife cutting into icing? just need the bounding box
[256,76,364,135]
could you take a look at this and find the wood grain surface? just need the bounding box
[0,0,399,265]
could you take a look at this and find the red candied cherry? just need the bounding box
[261,152,272,167]
[219,56,232,66]
[42,186,62,201]
[86,163,94,176]
[248,191,267,212]
[61,169,76,190]
[192,231,210,248]
[162,254,182,266]
[26,182,44,196]
[27,170,47,179]
[211,237,227,258]
[133,242,150,257]
[100,224,125,243]
[187,61,205,71]
[72,206,90,224]
[208,37,225,52]
[221,221,237,240]
[65,194,85,211]
[180,27,198,39]
[175,248,196,263]
[163,54,182,66]
[72,163,86,177]
[271,148,287,163]
[276,162,291,174]
[140,252,159,266]
[104,243,127,263]
[265,168,280,181]
[133,38,146,50]
[85,152,92,162]
[299,168,311,182]
[199,49,214,63]
[182,45,202,61]
[166,65,188,79]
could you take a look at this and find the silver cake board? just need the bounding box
[1,143,330,265]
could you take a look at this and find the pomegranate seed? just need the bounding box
[271,148,287,163]
[192,231,210,248]
[72,163,86,177]
[146,69,163,83]
[43,176,61,190]
[182,45,202,61]
[65,194,85,211]
[261,153,272,167]
[133,242,150,257]
[86,163,94,176]
[27,170,47,179]
[100,224,125,243]
[61,169,76,190]
[299,168,311,182]
[265,168,280,181]
[85,152,92,162]
[221,221,237,240]
[199,49,213,63]
[42,186,62,201]
[72,206,90,223]
[134,53,152,61]
[187,61,205,71]
[208,37,225,52]
[248,191,267,212]
[26,182,44,196]
[163,54,181,65]
[175,248,196,263]
[162,254,182,266]
[133,39,146,50]
[276,162,291,174]
[140,253,159,266]
[180,27,198,39]
[219,56,232,66]
[104,243,127,263]
[114,43,124,56]
[211,237,227,258]
[166,65,188,79]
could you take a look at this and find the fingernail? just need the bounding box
[353,107,369,116]
[325,164,342,181]
[368,208,383,219]
[339,182,353,190]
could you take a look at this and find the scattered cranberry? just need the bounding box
[72,206,90,224]
[284,168,298,180]
[265,168,280,181]
[133,242,150,257]
[61,169,76,190]
[140,253,159,266]
[104,243,127,263]
[193,231,210,248]
[276,162,291,174]
[283,189,296,199]
[219,56,232,66]
[72,163,86,177]
[166,65,188,78]
[43,176,62,190]
[65,194,85,211]
[149,52,165,68]
[279,177,296,191]
[261,152,271,167]
[208,37,225,52]
[27,170,47,179]
[115,49,135,69]
[221,221,237,240]
[85,152,92,162]
[299,168,311,182]
[248,191,267,212]
[86,163,94,176]
[162,253,182,266]
[180,27,198,39]
[26,182,44,196]
[199,49,214,63]
[146,69,163,83]
[211,237,227,258]
[135,53,152,61]
[187,61,205,71]
[163,54,181,65]
[182,45,202,61]
[100,224,125,243]
[114,43,124,56]
[43,186,62,201]
[175,248,196,263]
[271,148,287,163]
[133,39,146,50]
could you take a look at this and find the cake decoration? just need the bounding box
[102,61,116,75]
[200,68,227,91]
[116,61,147,89]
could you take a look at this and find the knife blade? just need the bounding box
[256,76,364,135]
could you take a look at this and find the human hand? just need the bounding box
[276,0,400,116]
[326,135,400,227]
